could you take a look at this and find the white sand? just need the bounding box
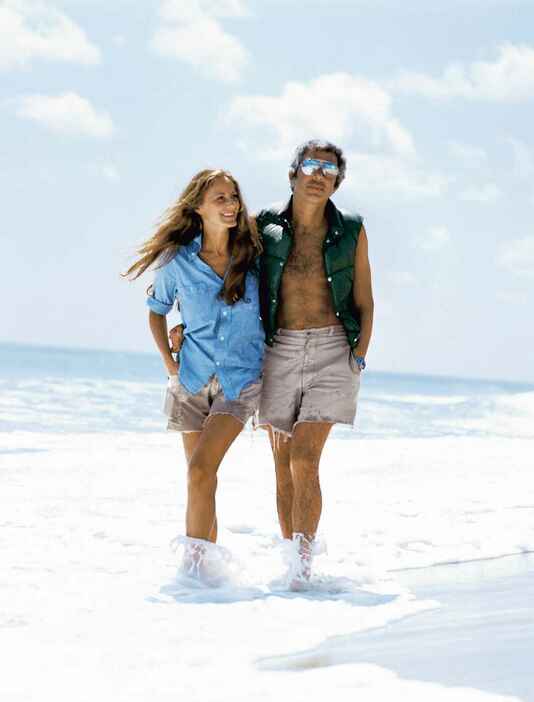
[1,430,533,701]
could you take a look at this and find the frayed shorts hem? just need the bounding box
[258,417,355,438]
[167,411,246,434]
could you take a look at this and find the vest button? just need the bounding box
[336,312,340,317]
[327,277,332,282]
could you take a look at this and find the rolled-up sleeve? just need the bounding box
[146,261,177,316]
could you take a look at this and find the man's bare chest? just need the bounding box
[283,229,327,279]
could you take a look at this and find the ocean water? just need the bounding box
[1,342,533,439]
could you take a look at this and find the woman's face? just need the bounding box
[195,175,241,232]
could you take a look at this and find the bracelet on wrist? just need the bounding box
[351,351,366,371]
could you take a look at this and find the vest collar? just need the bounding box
[276,196,344,241]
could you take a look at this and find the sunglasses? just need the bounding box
[300,158,339,178]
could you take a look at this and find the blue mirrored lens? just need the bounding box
[301,159,339,177]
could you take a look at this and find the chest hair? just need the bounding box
[285,226,326,278]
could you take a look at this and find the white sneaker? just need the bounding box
[284,533,314,591]
[170,535,232,587]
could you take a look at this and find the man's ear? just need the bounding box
[288,170,295,191]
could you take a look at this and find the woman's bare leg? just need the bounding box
[182,415,243,542]
[182,432,217,541]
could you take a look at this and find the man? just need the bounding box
[255,139,374,587]
[170,139,374,587]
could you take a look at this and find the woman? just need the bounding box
[124,169,264,579]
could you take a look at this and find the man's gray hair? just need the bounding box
[288,139,346,191]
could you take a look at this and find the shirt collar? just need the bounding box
[186,232,202,255]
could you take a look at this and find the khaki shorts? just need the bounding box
[164,375,262,433]
[258,326,361,436]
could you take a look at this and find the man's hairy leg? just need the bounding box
[267,426,293,539]
[290,421,333,540]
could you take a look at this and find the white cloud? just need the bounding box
[448,141,488,169]
[394,44,534,101]
[499,237,534,277]
[15,93,114,139]
[460,183,501,202]
[344,153,448,200]
[159,0,248,22]
[0,0,100,70]
[227,73,416,159]
[227,74,450,200]
[507,137,534,179]
[413,226,451,252]
[151,0,249,83]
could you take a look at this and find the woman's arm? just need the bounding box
[149,311,179,376]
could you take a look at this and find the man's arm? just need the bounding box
[149,311,179,376]
[168,323,184,353]
[352,224,374,359]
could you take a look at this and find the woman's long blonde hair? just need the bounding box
[123,169,262,305]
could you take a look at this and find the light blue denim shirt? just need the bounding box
[146,234,264,401]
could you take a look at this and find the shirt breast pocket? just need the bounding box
[233,296,262,335]
[180,282,213,325]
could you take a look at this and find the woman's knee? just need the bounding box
[187,457,217,492]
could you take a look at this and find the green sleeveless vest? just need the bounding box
[256,198,363,348]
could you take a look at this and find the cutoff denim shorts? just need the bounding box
[258,325,361,436]
[164,375,262,433]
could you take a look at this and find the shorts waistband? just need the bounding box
[275,325,346,338]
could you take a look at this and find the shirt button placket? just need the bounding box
[217,308,228,370]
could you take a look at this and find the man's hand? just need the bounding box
[166,358,180,376]
[148,311,181,378]
[169,324,185,353]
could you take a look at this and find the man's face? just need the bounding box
[292,149,339,204]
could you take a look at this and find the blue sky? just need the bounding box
[1,0,533,382]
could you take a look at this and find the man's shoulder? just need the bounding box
[255,202,288,246]
[335,205,363,228]
[333,205,364,241]
[256,202,285,224]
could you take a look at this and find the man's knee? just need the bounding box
[290,422,331,473]
[276,473,294,498]
[290,446,321,477]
